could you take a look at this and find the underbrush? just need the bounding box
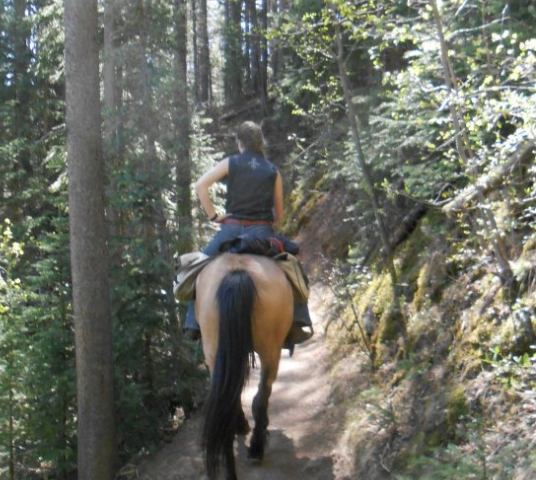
[323,212,536,480]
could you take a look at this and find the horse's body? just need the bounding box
[195,253,294,480]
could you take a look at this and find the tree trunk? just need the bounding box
[198,0,211,104]
[10,0,32,222]
[431,0,515,293]
[103,0,117,142]
[334,18,406,342]
[0,3,5,95]
[270,0,285,86]
[64,0,117,478]
[246,0,261,95]
[244,3,252,89]
[334,22,391,260]
[191,0,199,103]
[103,0,121,264]
[173,0,194,255]
[224,0,244,103]
[172,0,193,345]
[269,0,279,82]
[481,0,493,75]
[260,0,269,113]
[8,382,14,480]
[244,0,268,115]
[136,0,182,351]
[13,0,30,153]
[430,0,471,163]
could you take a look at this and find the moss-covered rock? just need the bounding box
[446,385,469,433]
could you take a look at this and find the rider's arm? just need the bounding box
[195,158,229,222]
[273,172,284,225]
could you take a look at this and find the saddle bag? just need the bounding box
[274,253,309,303]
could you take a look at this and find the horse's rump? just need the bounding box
[196,254,294,369]
[196,253,294,479]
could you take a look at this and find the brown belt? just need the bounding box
[222,218,273,226]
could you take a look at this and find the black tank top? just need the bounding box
[226,151,278,221]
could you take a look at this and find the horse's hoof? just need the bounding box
[247,450,263,465]
[247,443,264,464]
[248,430,269,464]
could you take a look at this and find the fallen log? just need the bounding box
[442,140,535,216]
[390,203,429,249]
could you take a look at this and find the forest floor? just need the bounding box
[131,283,356,480]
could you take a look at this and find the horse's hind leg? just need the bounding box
[248,360,278,462]
[248,375,271,462]
[236,406,251,435]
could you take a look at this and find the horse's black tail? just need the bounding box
[202,269,257,479]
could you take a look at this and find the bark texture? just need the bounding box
[64,0,117,478]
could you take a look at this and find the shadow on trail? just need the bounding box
[236,428,335,480]
[135,284,339,480]
[136,417,335,480]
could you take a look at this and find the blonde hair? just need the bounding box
[236,121,266,156]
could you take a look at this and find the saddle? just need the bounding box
[219,234,300,256]
[173,235,309,303]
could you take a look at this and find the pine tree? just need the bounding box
[64,0,117,477]
[223,0,244,103]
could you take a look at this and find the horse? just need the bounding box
[195,253,294,480]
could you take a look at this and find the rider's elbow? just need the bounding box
[194,180,206,195]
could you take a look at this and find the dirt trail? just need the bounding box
[135,285,351,480]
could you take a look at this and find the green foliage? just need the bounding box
[396,443,486,480]
[274,3,536,479]
[0,216,75,477]
[108,150,194,455]
[347,385,399,436]
[189,113,227,249]
[0,221,26,459]
[483,346,536,393]
[396,414,535,480]
[0,0,535,477]
[0,0,206,476]
[370,1,536,203]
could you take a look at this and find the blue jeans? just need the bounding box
[185,223,275,330]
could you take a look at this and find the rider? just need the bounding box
[184,121,312,348]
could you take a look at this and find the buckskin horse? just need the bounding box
[195,253,294,480]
